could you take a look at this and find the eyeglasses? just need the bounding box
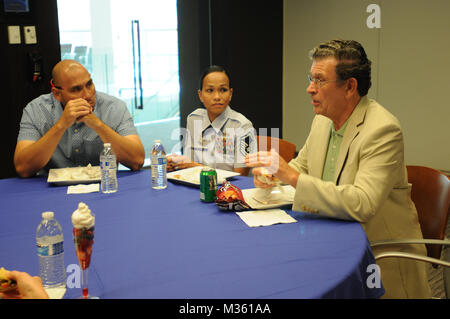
[50,79,63,90]
[307,74,342,88]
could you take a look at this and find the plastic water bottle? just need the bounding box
[151,140,167,189]
[100,142,118,193]
[36,212,66,288]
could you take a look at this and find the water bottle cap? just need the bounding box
[104,143,111,147]
[42,211,54,219]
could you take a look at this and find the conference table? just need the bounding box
[0,169,384,299]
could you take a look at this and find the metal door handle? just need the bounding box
[131,20,143,109]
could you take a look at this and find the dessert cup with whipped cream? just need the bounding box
[72,202,97,299]
[254,168,284,202]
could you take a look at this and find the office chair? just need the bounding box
[256,136,297,163]
[371,165,450,296]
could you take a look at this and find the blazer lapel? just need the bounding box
[334,96,369,183]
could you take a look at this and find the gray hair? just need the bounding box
[309,39,372,96]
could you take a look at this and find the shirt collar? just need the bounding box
[331,118,349,137]
[203,105,231,133]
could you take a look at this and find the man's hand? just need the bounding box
[245,149,300,188]
[58,98,92,129]
[245,150,280,172]
[77,111,102,129]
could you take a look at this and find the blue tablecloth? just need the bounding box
[0,170,384,298]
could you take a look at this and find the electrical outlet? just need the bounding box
[24,26,37,44]
[8,26,21,44]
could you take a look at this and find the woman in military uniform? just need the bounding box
[168,65,256,175]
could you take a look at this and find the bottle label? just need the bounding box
[101,161,117,169]
[37,242,64,257]
[151,156,167,166]
[100,155,117,170]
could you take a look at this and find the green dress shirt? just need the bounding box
[322,120,349,182]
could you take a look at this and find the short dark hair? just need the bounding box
[309,39,372,96]
[199,65,231,90]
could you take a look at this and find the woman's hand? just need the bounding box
[167,154,202,171]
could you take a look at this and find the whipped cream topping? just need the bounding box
[72,202,95,229]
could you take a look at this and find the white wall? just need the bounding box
[284,0,450,171]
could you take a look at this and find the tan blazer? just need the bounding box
[289,96,431,298]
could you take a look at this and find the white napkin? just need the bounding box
[236,209,297,227]
[67,183,99,194]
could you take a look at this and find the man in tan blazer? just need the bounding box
[245,39,431,298]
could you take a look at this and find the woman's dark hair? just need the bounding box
[199,65,231,90]
[309,39,372,96]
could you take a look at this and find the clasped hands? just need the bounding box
[58,98,99,129]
